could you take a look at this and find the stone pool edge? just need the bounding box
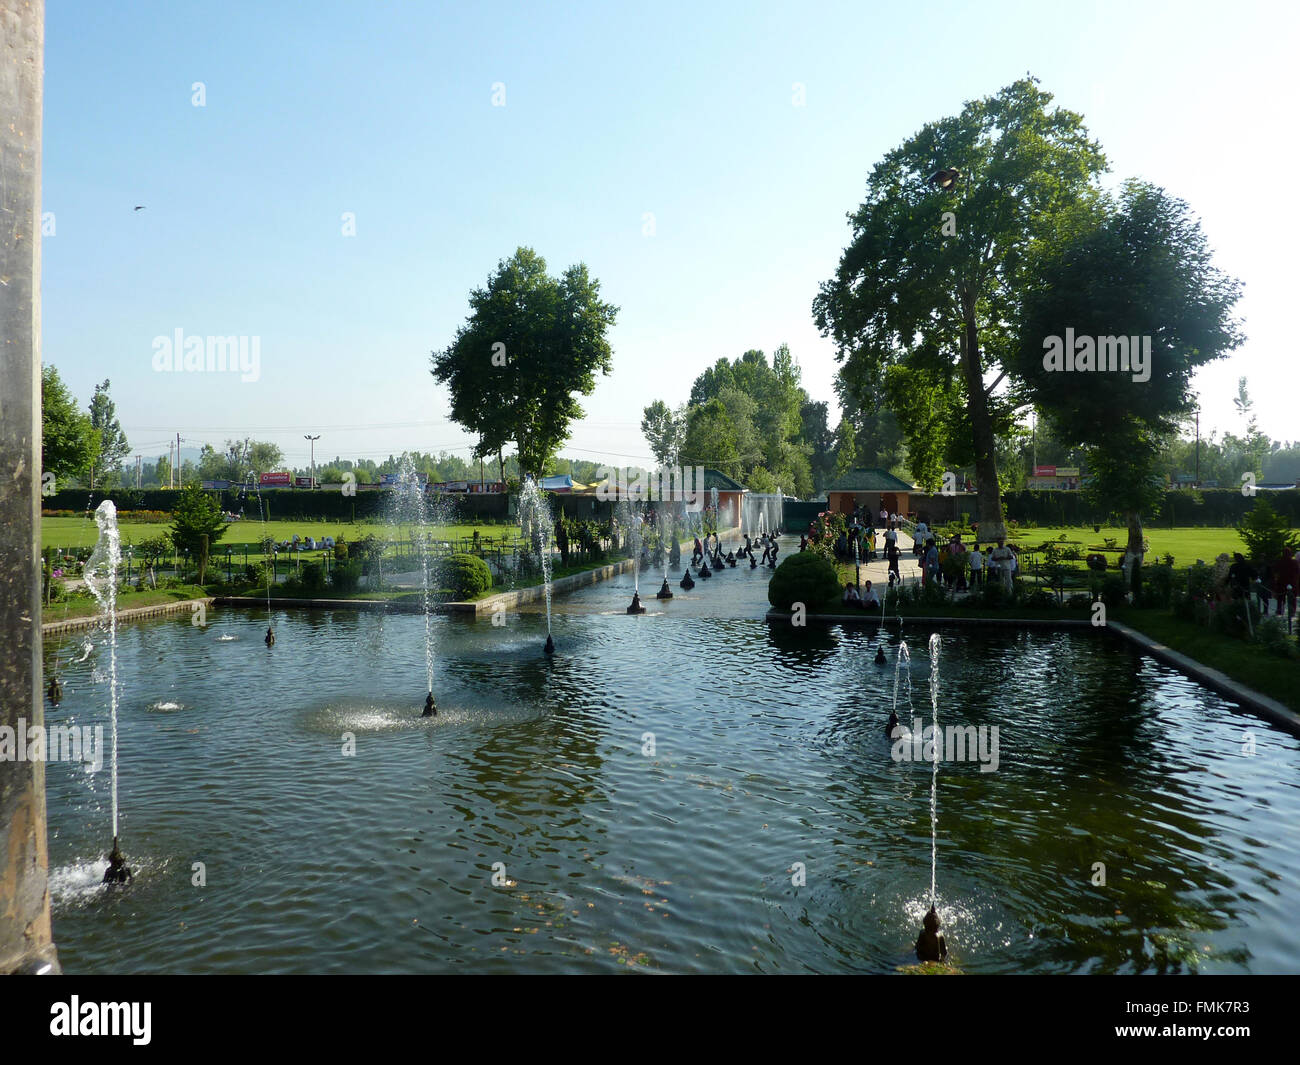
[765,610,1300,737]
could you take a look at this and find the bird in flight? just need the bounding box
[133,205,146,211]
[927,168,961,191]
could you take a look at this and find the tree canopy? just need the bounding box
[41,366,99,488]
[813,76,1108,535]
[432,247,618,477]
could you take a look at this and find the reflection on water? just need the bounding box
[42,547,1300,973]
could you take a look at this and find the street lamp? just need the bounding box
[304,434,321,487]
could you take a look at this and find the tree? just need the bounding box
[41,366,99,487]
[1237,496,1300,564]
[681,398,740,478]
[799,400,837,495]
[170,482,229,570]
[641,400,686,467]
[88,380,129,488]
[1009,180,1243,596]
[432,247,618,477]
[814,77,1108,540]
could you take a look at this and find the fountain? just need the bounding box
[927,632,940,908]
[518,478,556,650]
[388,455,440,705]
[84,500,131,884]
[617,499,645,611]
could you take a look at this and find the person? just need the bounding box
[915,519,929,543]
[861,580,880,607]
[915,906,947,962]
[768,541,779,568]
[744,533,753,557]
[990,537,1014,591]
[1227,553,1255,599]
[886,539,901,585]
[948,534,967,591]
[880,506,889,527]
[692,537,704,565]
[1272,546,1299,622]
[968,543,984,589]
[884,522,898,551]
[866,527,877,561]
[422,692,437,717]
[843,582,862,607]
[923,538,939,586]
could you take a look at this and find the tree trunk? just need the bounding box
[198,534,209,586]
[1126,510,1144,603]
[958,291,1006,541]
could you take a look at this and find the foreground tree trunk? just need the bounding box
[1126,510,1145,603]
[959,290,1006,541]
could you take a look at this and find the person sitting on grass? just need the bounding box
[843,582,862,608]
[861,580,880,607]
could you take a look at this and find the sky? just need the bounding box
[38,0,1298,476]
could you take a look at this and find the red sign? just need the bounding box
[1033,465,1057,477]
[259,471,292,487]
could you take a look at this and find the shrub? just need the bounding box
[1023,587,1058,608]
[1142,564,1176,608]
[331,561,362,594]
[436,553,493,599]
[1066,593,1093,610]
[1085,553,1108,571]
[300,562,326,596]
[1254,618,1298,658]
[767,552,839,612]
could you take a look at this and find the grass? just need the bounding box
[43,584,210,622]
[1113,607,1299,713]
[41,515,522,553]
[1001,525,1246,564]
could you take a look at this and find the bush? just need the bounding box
[436,553,493,599]
[300,561,326,596]
[1066,593,1093,610]
[767,552,840,612]
[331,561,362,594]
[1254,618,1298,658]
[1142,564,1176,608]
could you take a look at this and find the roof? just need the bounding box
[825,467,915,492]
[701,468,747,492]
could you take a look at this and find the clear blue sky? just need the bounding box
[40,0,1297,474]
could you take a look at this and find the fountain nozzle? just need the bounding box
[103,836,133,885]
[544,634,555,655]
[422,692,437,717]
[627,592,646,614]
[655,579,673,600]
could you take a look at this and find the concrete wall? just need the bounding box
[0,0,58,974]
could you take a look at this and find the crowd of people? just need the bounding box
[1225,545,1299,622]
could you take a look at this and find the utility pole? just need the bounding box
[176,432,182,488]
[135,455,142,489]
[1195,408,1200,487]
[168,440,174,489]
[304,434,320,486]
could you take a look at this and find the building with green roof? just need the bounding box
[825,468,915,518]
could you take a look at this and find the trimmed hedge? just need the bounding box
[436,553,493,599]
[768,552,840,612]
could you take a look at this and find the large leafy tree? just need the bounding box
[432,247,618,478]
[813,77,1107,538]
[1008,180,1243,594]
[681,398,741,478]
[198,438,285,482]
[88,379,129,487]
[798,400,837,495]
[641,399,686,467]
[41,366,99,487]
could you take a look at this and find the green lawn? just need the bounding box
[1004,525,1246,565]
[1114,608,1299,713]
[41,515,521,553]
[43,584,210,622]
